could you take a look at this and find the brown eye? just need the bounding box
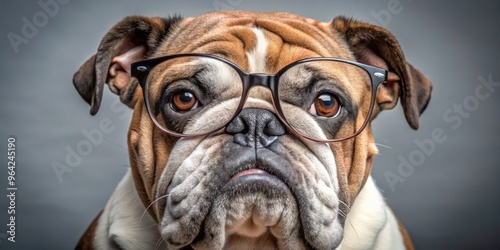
[311,93,341,117]
[171,91,199,112]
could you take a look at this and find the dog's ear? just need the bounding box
[332,16,432,129]
[73,16,183,115]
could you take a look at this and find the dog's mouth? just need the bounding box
[189,160,301,249]
[222,164,292,204]
[225,166,289,192]
[223,161,296,199]
[158,139,343,250]
[228,168,270,182]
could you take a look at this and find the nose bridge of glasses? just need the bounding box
[240,73,275,110]
[243,73,275,104]
[247,73,274,89]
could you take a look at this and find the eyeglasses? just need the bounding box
[131,54,387,142]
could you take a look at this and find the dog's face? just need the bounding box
[74,11,431,249]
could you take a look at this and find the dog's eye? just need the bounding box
[171,91,199,112]
[309,93,341,118]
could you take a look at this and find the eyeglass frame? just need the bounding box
[131,53,388,142]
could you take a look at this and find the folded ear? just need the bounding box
[73,15,183,115]
[332,16,432,129]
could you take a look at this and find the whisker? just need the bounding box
[375,143,392,149]
[140,194,170,223]
[337,198,357,239]
[338,210,348,218]
[104,138,128,151]
[155,237,166,250]
[337,207,359,240]
[338,199,350,211]
[346,218,359,240]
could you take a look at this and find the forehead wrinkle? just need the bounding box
[256,19,332,57]
[158,14,260,71]
[172,26,263,72]
[253,21,351,76]
[155,16,220,55]
[157,11,350,57]
[157,12,351,75]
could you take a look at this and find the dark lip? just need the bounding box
[221,173,290,194]
[227,168,271,182]
[222,152,295,194]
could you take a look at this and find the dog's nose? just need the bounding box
[226,108,286,148]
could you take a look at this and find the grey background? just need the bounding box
[1,0,499,249]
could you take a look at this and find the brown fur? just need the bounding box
[398,219,415,250]
[75,211,102,249]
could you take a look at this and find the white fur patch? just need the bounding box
[246,28,268,73]
[94,170,161,249]
[337,177,405,250]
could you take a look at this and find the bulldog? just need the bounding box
[73,11,431,250]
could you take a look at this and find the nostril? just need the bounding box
[263,119,286,136]
[226,108,285,148]
[226,116,248,134]
[259,135,279,147]
[234,133,250,147]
